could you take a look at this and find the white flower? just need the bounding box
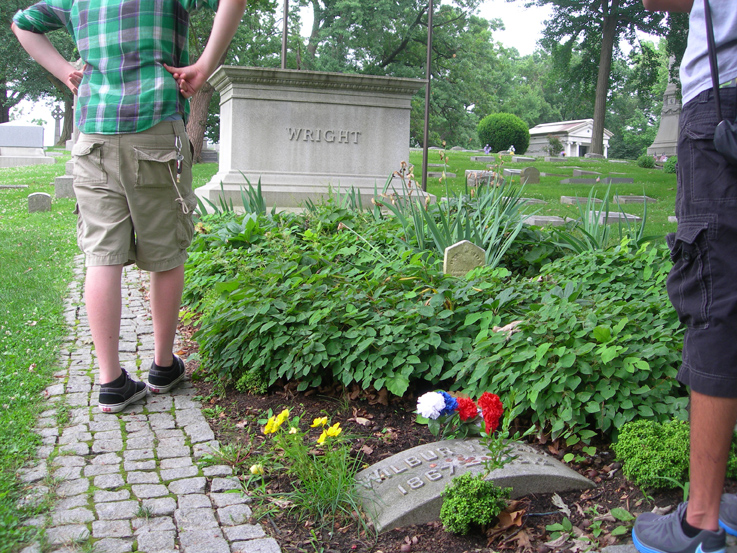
[417,392,446,420]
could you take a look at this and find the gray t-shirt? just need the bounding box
[680,0,737,105]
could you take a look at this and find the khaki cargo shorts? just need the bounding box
[72,120,197,272]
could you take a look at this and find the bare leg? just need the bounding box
[85,265,124,384]
[149,264,184,367]
[686,390,737,531]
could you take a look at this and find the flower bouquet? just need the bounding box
[416,391,504,439]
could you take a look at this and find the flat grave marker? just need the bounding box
[613,195,657,204]
[524,215,567,227]
[561,196,603,205]
[356,439,593,532]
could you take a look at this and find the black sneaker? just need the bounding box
[146,354,185,394]
[98,369,148,413]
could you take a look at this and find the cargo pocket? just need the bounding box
[682,116,737,201]
[666,219,712,329]
[72,141,107,185]
[133,147,179,189]
[175,194,198,249]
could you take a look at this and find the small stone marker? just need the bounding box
[512,156,536,163]
[544,156,569,162]
[584,152,606,159]
[356,439,593,532]
[465,170,493,187]
[613,194,657,204]
[591,211,642,225]
[0,185,29,190]
[521,167,540,184]
[502,168,521,177]
[560,177,634,185]
[524,215,567,227]
[443,240,485,277]
[514,197,547,205]
[573,169,601,177]
[561,196,603,205]
[470,156,496,163]
[28,192,52,213]
[427,171,456,179]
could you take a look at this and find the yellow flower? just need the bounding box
[263,416,277,435]
[317,430,328,445]
[250,464,264,476]
[276,409,290,425]
[311,417,328,428]
[289,427,298,434]
[326,422,342,438]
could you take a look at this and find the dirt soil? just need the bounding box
[177,326,735,553]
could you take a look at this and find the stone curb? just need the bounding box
[15,256,281,553]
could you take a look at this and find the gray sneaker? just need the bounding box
[719,494,737,537]
[633,502,726,553]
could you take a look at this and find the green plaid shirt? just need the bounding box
[14,0,219,134]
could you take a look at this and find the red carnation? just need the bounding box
[478,392,503,434]
[457,397,478,422]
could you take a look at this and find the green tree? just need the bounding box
[606,41,668,159]
[186,0,280,161]
[2,1,78,143]
[521,0,668,154]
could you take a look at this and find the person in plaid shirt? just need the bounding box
[11,0,247,413]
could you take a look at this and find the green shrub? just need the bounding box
[637,154,655,168]
[663,156,677,174]
[547,135,564,156]
[614,419,737,490]
[613,419,690,490]
[477,113,530,154]
[440,473,511,534]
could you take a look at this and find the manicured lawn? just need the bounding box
[0,151,77,552]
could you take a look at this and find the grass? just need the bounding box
[411,149,677,242]
[0,149,77,552]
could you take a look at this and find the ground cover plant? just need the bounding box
[0,152,77,553]
[186,185,687,445]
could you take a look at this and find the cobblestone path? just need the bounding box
[16,258,281,553]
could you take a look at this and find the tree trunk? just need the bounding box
[0,86,11,124]
[186,84,214,163]
[591,0,619,156]
[58,94,74,146]
[185,49,229,163]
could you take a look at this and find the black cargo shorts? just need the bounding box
[668,86,737,397]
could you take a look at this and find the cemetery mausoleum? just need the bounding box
[527,119,613,158]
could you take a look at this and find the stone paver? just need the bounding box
[15,260,280,553]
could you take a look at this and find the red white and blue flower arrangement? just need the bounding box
[416,391,504,439]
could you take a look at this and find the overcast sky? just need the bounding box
[476,0,552,56]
